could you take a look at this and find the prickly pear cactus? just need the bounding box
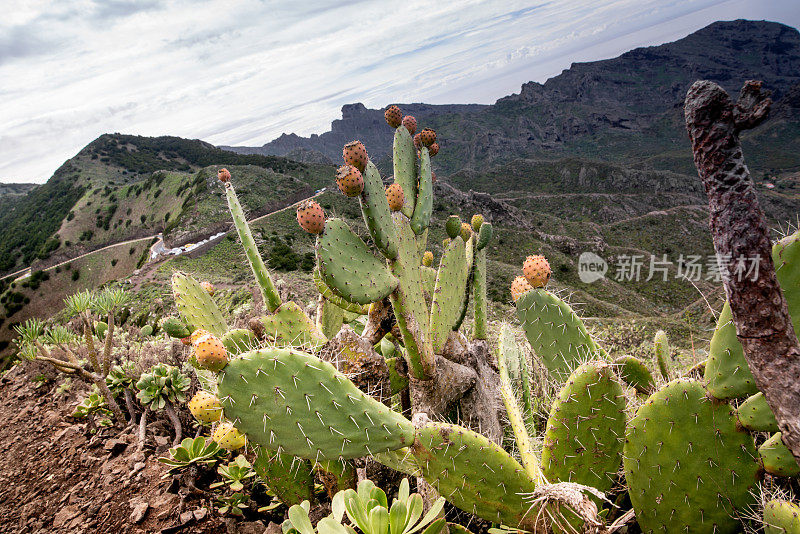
[653,329,670,380]
[736,391,779,432]
[759,432,800,477]
[412,421,538,530]
[613,355,655,394]
[541,361,626,494]
[253,446,314,506]
[516,288,600,380]
[623,379,760,533]
[172,271,227,337]
[217,347,415,460]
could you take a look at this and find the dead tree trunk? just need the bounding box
[684,79,800,463]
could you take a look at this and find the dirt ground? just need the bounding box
[0,362,278,534]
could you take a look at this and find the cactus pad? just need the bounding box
[392,126,417,216]
[759,433,800,477]
[623,379,759,534]
[654,330,670,380]
[409,147,432,236]
[541,361,626,493]
[613,355,655,394]
[476,222,493,251]
[412,421,538,530]
[254,302,326,350]
[172,271,227,337]
[253,447,314,506]
[764,499,800,534]
[736,392,778,432]
[222,328,260,356]
[317,219,398,305]
[429,237,469,353]
[360,161,399,259]
[516,289,600,380]
[217,347,415,460]
[313,269,369,315]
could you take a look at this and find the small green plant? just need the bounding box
[136,363,190,445]
[72,388,114,431]
[216,492,250,516]
[158,436,223,475]
[210,454,255,492]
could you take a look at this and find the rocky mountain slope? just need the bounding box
[226,20,800,178]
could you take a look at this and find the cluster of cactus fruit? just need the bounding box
[157,104,800,533]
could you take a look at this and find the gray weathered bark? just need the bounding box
[685,79,800,463]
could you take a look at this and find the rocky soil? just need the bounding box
[0,363,279,534]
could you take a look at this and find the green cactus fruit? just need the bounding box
[95,321,108,340]
[317,219,399,305]
[470,214,483,232]
[736,392,779,432]
[409,147,432,236]
[141,324,153,337]
[475,222,492,251]
[392,126,417,217]
[422,251,433,267]
[623,379,760,534]
[412,421,538,530]
[653,329,670,380]
[759,432,800,477]
[497,325,544,483]
[613,355,655,394]
[429,237,469,353]
[221,328,259,356]
[459,222,472,242]
[172,271,228,337]
[385,357,409,395]
[217,347,415,460]
[705,230,800,399]
[312,268,369,315]
[360,161,399,260]
[224,180,282,313]
[162,316,192,339]
[541,361,626,495]
[764,499,800,534]
[472,246,488,340]
[445,216,461,240]
[253,302,327,350]
[516,288,600,380]
[253,446,314,506]
[188,390,223,424]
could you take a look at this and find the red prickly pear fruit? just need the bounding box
[335,164,365,197]
[413,133,422,150]
[402,116,417,135]
[218,168,231,183]
[418,128,436,147]
[181,336,192,346]
[343,141,368,172]
[460,222,472,242]
[385,105,402,128]
[296,200,326,234]
[386,183,404,212]
[523,255,551,288]
[511,276,534,302]
[200,281,215,296]
[428,142,439,157]
[193,332,228,372]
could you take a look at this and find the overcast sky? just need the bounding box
[2,0,799,184]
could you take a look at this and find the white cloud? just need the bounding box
[1,0,798,183]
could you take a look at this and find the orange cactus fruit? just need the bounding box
[523,255,551,288]
[296,200,326,234]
